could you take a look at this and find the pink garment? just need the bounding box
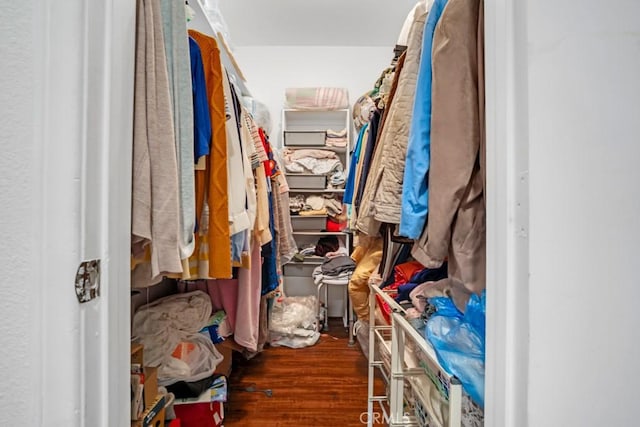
[234,239,262,352]
[205,279,238,332]
[177,279,238,332]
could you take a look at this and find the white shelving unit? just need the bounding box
[280,108,351,319]
[368,283,464,427]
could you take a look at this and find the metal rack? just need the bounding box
[368,284,463,427]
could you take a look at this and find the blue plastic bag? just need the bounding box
[425,291,486,408]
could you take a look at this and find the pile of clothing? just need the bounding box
[289,194,346,232]
[325,128,348,147]
[376,260,449,325]
[131,291,224,387]
[282,148,344,176]
[289,194,342,217]
[291,235,347,263]
[313,255,356,286]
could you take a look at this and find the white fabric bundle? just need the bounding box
[132,291,223,385]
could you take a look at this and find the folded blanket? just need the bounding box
[313,268,352,285]
[320,255,356,276]
[285,87,349,110]
[282,148,344,175]
[325,138,348,148]
[283,148,338,160]
[323,197,343,216]
[326,128,347,138]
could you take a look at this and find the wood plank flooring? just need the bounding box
[225,319,385,427]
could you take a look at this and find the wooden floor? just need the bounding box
[225,319,385,427]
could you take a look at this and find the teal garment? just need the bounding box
[342,123,368,206]
[399,0,449,239]
[161,0,196,258]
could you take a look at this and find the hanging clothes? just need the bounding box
[188,30,232,279]
[160,0,196,262]
[131,0,182,286]
[353,109,381,219]
[348,235,384,320]
[400,0,450,239]
[272,179,298,266]
[259,131,281,296]
[189,37,211,164]
[223,69,253,237]
[247,119,272,246]
[235,237,262,352]
[357,2,428,234]
[343,123,367,208]
[411,0,486,294]
[352,57,402,235]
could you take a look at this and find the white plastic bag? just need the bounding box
[268,296,320,348]
[269,330,320,348]
[269,295,317,335]
[132,291,222,385]
[159,333,223,386]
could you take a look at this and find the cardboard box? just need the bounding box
[213,343,233,378]
[132,395,165,427]
[143,366,158,409]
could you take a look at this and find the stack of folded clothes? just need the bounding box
[289,194,344,220]
[325,128,348,147]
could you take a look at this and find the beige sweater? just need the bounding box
[131,0,183,284]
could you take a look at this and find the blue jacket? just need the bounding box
[399,0,449,239]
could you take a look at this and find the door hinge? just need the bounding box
[75,259,101,303]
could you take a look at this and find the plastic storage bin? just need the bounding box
[287,174,327,189]
[284,130,326,146]
[291,215,327,231]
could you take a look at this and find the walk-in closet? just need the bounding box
[3,0,640,426]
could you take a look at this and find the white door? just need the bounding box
[24,1,135,426]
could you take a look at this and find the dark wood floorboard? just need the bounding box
[225,319,386,427]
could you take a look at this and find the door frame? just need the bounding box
[484,0,530,426]
[92,1,531,425]
[36,0,136,425]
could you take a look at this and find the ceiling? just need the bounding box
[217,0,418,47]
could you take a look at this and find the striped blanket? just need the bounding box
[285,87,349,110]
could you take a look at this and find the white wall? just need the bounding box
[219,0,416,47]
[525,1,640,425]
[0,2,41,425]
[233,45,394,142]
